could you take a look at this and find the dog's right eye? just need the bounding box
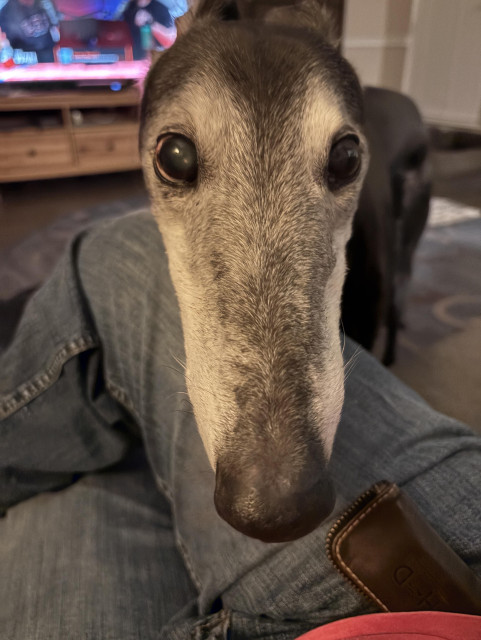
[327,135,361,190]
[154,134,198,185]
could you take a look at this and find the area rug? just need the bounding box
[0,194,148,300]
[392,199,481,430]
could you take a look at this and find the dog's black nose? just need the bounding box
[214,454,335,543]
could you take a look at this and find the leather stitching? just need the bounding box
[333,483,399,612]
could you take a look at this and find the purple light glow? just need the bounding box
[0,61,150,83]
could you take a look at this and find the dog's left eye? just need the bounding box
[327,135,361,189]
[154,134,198,184]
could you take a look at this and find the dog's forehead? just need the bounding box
[141,21,363,143]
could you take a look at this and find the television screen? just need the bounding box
[0,0,187,84]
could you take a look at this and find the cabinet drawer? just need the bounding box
[0,131,73,178]
[74,129,140,168]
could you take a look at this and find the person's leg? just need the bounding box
[72,212,481,639]
[1,211,480,639]
[0,210,186,512]
[1,447,198,640]
[0,211,198,638]
[161,339,481,639]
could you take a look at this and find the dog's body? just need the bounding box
[140,0,368,542]
[343,87,431,366]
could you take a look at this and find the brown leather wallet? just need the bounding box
[326,481,481,615]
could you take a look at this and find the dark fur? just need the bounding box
[342,87,431,365]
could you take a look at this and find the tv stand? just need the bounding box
[0,86,141,183]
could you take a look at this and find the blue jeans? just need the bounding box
[1,211,480,639]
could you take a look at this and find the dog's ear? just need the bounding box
[176,0,239,36]
[238,0,343,48]
[176,0,343,48]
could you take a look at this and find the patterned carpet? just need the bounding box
[392,199,481,431]
[405,197,481,349]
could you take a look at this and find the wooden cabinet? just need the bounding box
[0,130,73,180]
[0,87,142,182]
[74,126,139,171]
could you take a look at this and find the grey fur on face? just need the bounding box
[140,1,368,542]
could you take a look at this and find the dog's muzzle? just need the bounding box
[214,449,336,543]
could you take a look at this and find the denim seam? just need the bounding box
[105,380,137,420]
[191,608,231,639]
[0,335,97,421]
[175,528,203,593]
[104,380,175,502]
[104,380,204,592]
[154,473,173,502]
[105,381,204,593]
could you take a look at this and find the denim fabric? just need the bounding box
[1,211,480,640]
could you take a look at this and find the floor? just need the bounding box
[391,212,481,431]
[392,135,481,431]
[0,170,147,251]
[1,137,480,431]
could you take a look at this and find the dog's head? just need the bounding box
[140,0,368,542]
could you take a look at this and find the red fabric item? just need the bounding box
[295,611,481,640]
[55,1,104,19]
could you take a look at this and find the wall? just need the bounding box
[343,0,481,131]
[404,0,481,131]
[342,0,413,92]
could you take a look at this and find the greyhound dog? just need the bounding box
[139,0,368,543]
[343,87,431,366]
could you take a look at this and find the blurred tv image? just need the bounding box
[0,0,186,83]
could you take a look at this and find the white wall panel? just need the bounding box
[404,0,481,130]
[343,0,412,91]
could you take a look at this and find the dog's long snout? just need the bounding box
[214,449,335,543]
